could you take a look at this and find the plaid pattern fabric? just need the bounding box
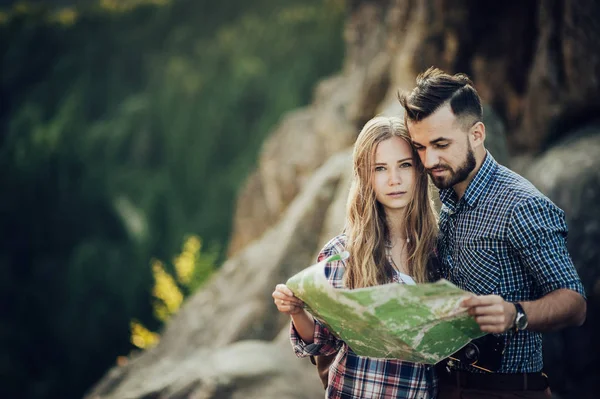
[290,235,438,399]
[437,152,586,373]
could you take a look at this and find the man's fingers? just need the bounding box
[462,295,503,308]
[460,295,475,307]
[474,315,506,325]
[469,302,516,333]
[467,303,505,317]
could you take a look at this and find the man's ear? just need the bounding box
[470,121,485,148]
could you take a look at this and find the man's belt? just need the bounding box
[438,369,549,391]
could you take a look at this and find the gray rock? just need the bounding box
[482,106,510,168]
[525,125,600,399]
[85,152,351,399]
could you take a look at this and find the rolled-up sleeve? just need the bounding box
[508,197,586,298]
[289,318,341,357]
[289,234,346,358]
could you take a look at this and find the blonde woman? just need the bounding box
[273,116,440,398]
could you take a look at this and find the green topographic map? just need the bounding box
[286,252,485,364]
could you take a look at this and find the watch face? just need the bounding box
[514,303,528,330]
[516,313,528,330]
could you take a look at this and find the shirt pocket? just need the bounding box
[457,240,501,295]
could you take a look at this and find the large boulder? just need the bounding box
[517,0,600,153]
[525,126,600,399]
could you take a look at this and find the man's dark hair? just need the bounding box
[398,67,483,130]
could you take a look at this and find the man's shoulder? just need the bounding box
[489,165,554,209]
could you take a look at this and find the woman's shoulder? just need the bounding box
[317,234,347,262]
[317,234,347,287]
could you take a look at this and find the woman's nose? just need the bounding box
[388,170,402,185]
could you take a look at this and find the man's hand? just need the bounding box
[462,295,517,333]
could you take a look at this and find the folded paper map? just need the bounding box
[286,252,485,364]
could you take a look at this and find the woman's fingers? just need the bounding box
[273,297,302,314]
[272,284,304,313]
[275,283,296,297]
[278,301,303,315]
[273,295,303,307]
[273,285,303,305]
[276,298,303,307]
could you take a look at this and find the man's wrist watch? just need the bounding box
[513,303,528,331]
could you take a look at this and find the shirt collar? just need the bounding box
[439,151,498,210]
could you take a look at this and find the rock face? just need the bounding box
[86,150,351,399]
[88,1,600,398]
[525,128,600,399]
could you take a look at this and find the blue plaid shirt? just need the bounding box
[437,152,585,373]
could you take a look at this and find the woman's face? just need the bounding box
[371,136,416,214]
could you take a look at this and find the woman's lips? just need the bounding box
[387,191,406,198]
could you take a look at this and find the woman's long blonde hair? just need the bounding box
[343,116,438,288]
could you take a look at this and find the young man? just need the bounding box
[399,68,586,399]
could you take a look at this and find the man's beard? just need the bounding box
[427,147,476,190]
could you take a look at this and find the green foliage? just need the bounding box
[0,0,345,398]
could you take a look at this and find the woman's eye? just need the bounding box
[374,166,385,172]
[400,162,412,168]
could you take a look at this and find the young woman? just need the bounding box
[272,116,440,398]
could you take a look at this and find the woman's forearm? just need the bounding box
[290,309,316,343]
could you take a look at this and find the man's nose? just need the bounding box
[423,149,438,169]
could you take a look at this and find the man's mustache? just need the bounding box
[426,164,451,173]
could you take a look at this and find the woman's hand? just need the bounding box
[272,284,305,315]
[273,283,315,343]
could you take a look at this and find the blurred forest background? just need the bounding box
[0,1,345,398]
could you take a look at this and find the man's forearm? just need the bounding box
[520,288,586,332]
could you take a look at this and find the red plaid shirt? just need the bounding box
[290,235,438,399]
